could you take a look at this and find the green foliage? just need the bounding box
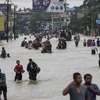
[72,0,100,34]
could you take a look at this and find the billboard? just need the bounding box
[0,4,11,12]
[32,0,65,12]
[0,15,4,31]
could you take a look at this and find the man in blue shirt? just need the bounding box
[0,69,7,100]
[83,74,100,100]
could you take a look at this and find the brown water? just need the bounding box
[0,35,100,100]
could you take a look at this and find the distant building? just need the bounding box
[17,12,33,21]
[67,8,75,16]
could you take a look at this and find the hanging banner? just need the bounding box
[0,15,4,31]
[32,0,65,12]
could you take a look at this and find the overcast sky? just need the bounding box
[0,0,84,9]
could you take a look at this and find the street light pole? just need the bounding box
[6,0,9,42]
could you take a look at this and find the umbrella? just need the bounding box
[59,37,66,41]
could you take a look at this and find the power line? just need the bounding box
[0,0,32,2]
[11,1,32,2]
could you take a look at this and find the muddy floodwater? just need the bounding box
[0,35,100,100]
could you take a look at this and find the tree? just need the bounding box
[73,0,100,35]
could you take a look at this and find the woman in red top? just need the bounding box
[14,60,24,81]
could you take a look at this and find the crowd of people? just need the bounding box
[21,37,53,53]
[83,39,100,47]
[21,37,42,50]
[20,35,100,57]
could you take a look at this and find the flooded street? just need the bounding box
[0,35,100,100]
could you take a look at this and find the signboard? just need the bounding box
[0,15,4,31]
[67,8,75,11]
[96,20,100,25]
[0,4,11,12]
[32,0,65,12]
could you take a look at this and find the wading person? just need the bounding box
[83,39,87,47]
[75,39,79,47]
[0,69,7,100]
[91,46,98,55]
[83,74,100,100]
[27,58,38,81]
[14,60,24,81]
[62,72,90,100]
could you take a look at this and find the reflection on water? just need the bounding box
[8,78,53,86]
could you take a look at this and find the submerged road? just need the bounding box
[0,35,100,100]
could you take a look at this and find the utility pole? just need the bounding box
[64,0,69,29]
[94,0,97,37]
[6,0,9,42]
[51,14,54,30]
[14,5,16,39]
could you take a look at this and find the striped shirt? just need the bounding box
[0,73,7,87]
